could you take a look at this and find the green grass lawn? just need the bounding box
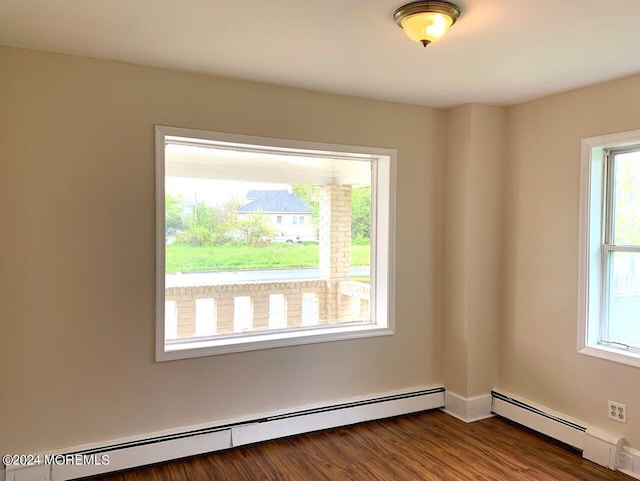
[166,243,370,273]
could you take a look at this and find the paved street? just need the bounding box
[166,266,370,287]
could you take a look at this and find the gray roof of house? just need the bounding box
[238,190,312,214]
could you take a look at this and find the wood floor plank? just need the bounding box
[118,461,188,481]
[91,411,634,481]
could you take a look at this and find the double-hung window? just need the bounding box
[155,126,396,361]
[579,130,640,367]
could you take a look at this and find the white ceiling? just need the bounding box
[2,0,640,108]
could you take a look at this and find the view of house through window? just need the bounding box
[156,128,394,359]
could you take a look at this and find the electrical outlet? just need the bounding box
[608,400,627,423]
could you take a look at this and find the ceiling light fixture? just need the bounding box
[394,0,461,47]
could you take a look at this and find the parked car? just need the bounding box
[271,235,301,243]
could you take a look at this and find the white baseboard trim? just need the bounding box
[442,391,493,423]
[491,389,635,474]
[3,386,444,481]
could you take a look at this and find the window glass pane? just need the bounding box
[164,143,373,341]
[269,294,286,329]
[234,296,251,332]
[613,151,640,245]
[165,301,177,340]
[301,293,319,326]
[195,298,215,336]
[607,251,640,349]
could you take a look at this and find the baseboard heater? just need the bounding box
[4,386,445,481]
[491,390,587,450]
[491,389,640,477]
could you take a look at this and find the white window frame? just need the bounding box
[155,126,396,361]
[578,129,640,368]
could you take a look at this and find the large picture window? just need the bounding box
[579,130,640,368]
[156,126,396,361]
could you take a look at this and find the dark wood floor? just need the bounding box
[93,410,633,480]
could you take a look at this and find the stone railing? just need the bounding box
[338,280,370,321]
[165,279,370,339]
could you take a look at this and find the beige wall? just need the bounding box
[466,104,504,397]
[443,104,505,398]
[443,104,472,395]
[3,42,639,457]
[0,46,444,454]
[501,74,640,447]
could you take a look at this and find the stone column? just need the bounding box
[319,185,352,322]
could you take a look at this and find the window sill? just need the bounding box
[578,344,640,369]
[157,323,394,361]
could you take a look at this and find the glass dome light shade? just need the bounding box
[400,12,454,44]
[394,1,460,46]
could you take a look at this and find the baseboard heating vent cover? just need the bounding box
[491,390,586,450]
[4,386,445,481]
